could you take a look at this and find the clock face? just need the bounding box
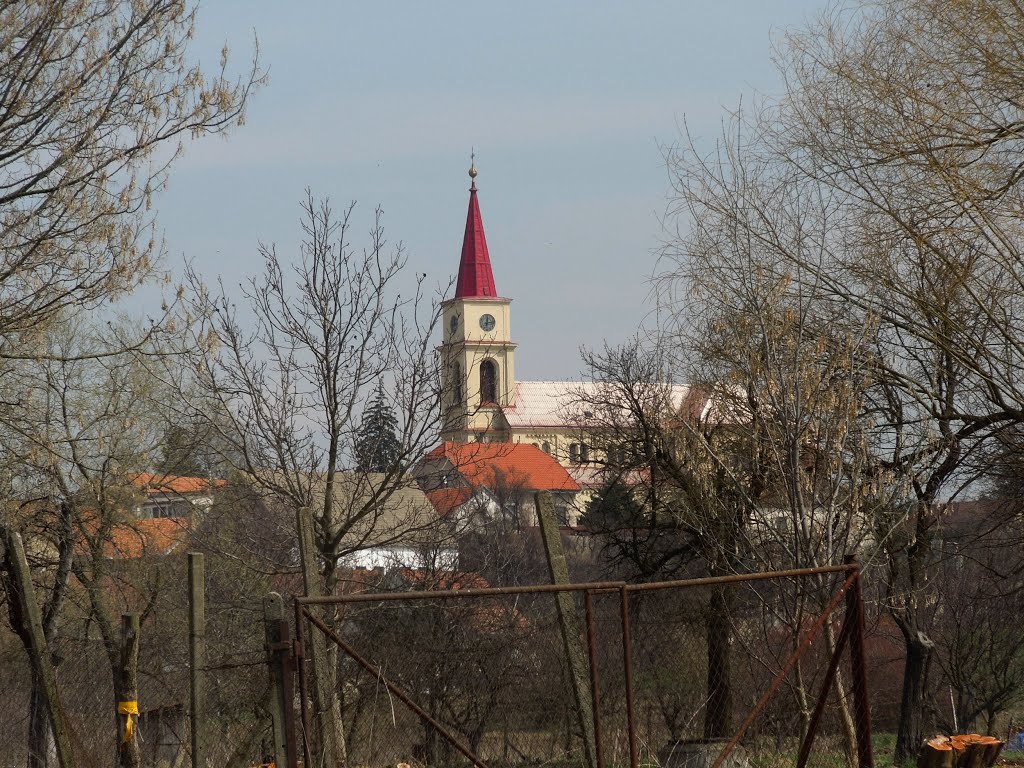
[449,315,458,334]
[479,314,496,332]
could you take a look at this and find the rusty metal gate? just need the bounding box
[269,561,873,768]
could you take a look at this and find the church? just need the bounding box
[437,162,606,479]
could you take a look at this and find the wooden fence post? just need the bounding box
[118,613,141,768]
[264,592,296,768]
[535,491,598,768]
[189,552,206,768]
[5,530,76,768]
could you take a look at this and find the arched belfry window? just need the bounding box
[452,363,463,405]
[479,359,497,404]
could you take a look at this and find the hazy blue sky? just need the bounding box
[157,1,831,380]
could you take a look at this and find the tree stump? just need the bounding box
[918,734,1004,768]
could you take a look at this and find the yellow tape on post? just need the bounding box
[117,700,139,743]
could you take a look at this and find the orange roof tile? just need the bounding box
[104,517,192,559]
[425,442,579,492]
[425,487,475,517]
[395,568,491,591]
[131,473,225,495]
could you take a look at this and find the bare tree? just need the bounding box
[930,502,1024,735]
[647,0,1024,760]
[775,3,1024,760]
[574,341,764,739]
[0,7,259,758]
[0,1,261,345]
[0,319,175,765]
[171,192,444,766]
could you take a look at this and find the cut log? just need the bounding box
[918,735,1004,768]
[918,736,954,768]
[983,739,1004,765]
[956,734,998,768]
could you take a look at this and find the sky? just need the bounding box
[155,1,832,381]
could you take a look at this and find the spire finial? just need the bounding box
[455,149,496,299]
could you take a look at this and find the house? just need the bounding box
[254,471,454,571]
[85,473,225,560]
[416,441,581,527]
[329,472,456,570]
[132,472,224,519]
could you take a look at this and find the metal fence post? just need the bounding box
[618,586,639,768]
[584,590,605,768]
[188,553,206,768]
[844,555,874,768]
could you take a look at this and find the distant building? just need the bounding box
[416,441,580,526]
[91,473,225,559]
[437,164,703,497]
[132,472,223,519]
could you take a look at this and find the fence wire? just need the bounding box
[0,566,870,768]
[303,568,866,768]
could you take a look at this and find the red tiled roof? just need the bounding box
[454,175,498,299]
[104,517,192,559]
[426,442,580,492]
[395,568,491,591]
[425,487,475,517]
[131,473,225,495]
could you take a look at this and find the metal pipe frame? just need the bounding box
[303,607,491,768]
[292,600,313,768]
[584,590,606,768]
[711,570,860,768]
[289,562,867,768]
[796,612,853,768]
[619,586,639,768]
[845,559,874,768]
[296,564,857,607]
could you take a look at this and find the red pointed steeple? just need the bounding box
[455,160,497,298]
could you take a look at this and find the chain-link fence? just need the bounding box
[0,562,871,768]
[0,552,277,768]
[295,563,871,768]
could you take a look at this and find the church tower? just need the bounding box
[439,161,516,443]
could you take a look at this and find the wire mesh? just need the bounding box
[300,568,867,768]
[0,552,277,768]
[0,563,870,768]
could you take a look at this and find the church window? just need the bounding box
[608,445,627,466]
[569,443,580,463]
[541,441,551,454]
[480,359,497,404]
[580,443,591,463]
[452,363,462,405]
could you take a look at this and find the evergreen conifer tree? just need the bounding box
[580,476,644,532]
[354,385,402,472]
[158,423,208,477]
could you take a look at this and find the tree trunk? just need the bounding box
[794,656,811,738]
[117,614,142,768]
[704,585,733,738]
[296,506,341,768]
[894,634,933,764]
[28,503,73,768]
[28,670,56,768]
[2,529,76,768]
[824,622,859,767]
